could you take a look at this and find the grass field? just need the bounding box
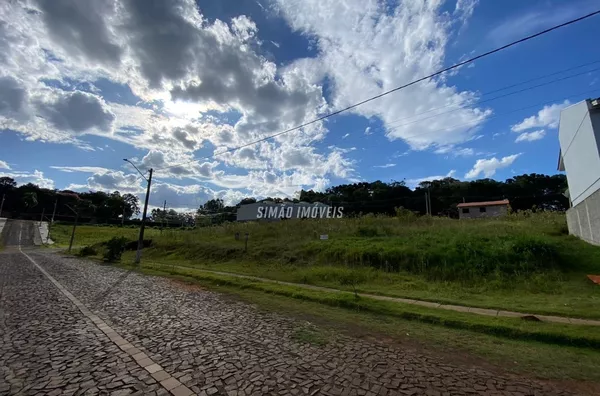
[50,212,600,319]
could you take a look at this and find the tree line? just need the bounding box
[198,173,569,220]
[0,177,141,223]
[299,173,569,217]
[0,173,569,225]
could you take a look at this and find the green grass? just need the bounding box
[49,224,163,248]
[56,212,600,319]
[291,324,331,346]
[124,262,600,384]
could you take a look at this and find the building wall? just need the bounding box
[458,205,507,219]
[566,187,600,245]
[558,101,600,207]
[236,202,331,221]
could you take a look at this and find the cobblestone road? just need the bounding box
[0,221,578,395]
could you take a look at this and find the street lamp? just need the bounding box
[123,159,153,264]
[123,159,148,181]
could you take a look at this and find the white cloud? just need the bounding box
[515,130,546,143]
[364,127,372,135]
[406,169,456,187]
[342,133,350,139]
[50,166,111,174]
[464,154,521,179]
[275,0,490,149]
[0,0,358,195]
[434,146,474,157]
[0,169,54,189]
[374,163,396,169]
[67,170,145,194]
[488,2,597,44]
[0,160,10,170]
[511,101,569,132]
[0,0,496,199]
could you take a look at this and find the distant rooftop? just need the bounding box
[457,199,509,208]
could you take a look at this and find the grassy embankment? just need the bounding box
[52,212,600,320]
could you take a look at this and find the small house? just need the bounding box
[457,199,509,219]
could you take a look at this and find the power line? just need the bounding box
[383,65,600,130]
[382,59,600,128]
[382,88,598,142]
[155,10,600,173]
[159,87,597,181]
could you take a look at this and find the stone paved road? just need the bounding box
[0,221,578,395]
[0,222,165,396]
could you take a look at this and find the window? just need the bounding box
[462,208,469,214]
[480,207,487,213]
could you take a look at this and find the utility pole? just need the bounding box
[122,204,125,227]
[161,200,166,235]
[0,194,4,217]
[135,168,153,264]
[40,208,45,226]
[51,199,57,223]
[427,188,432,216]
[424,192,429,215]
[65,204,78,253]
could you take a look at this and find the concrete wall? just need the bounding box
[558,100,600,207]
[236,202,331,221]
[459,205,507,219]
[566,187,600,245]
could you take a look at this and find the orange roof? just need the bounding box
[457,199,509,208]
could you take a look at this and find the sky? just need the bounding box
[0,0,599,212]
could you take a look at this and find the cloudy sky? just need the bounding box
[0,0,598,211]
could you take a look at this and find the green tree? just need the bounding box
[23,192,38,209]
[198,198,224,214]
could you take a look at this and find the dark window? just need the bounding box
[480,207,487,213]
[462,208,469,214]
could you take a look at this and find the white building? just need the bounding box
[557,97,600,245]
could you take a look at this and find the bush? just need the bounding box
[78,245,98,257]
[395,206,418,222]
[356,227,379,237]
[103,236,129,262]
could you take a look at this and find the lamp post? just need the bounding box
[124,159,153,264]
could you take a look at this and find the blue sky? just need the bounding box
[0,0,599,210]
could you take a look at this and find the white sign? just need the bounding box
[256,206,344,219]
[320,234,329,240]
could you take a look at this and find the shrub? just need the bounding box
[395,206,418,222]
[103,236,129,263]
[356,227,379,237]
[78,245,98,257]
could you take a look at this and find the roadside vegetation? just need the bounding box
[52,211,600,320]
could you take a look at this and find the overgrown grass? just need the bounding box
[57,212,600,319]
[49,224,163,248]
